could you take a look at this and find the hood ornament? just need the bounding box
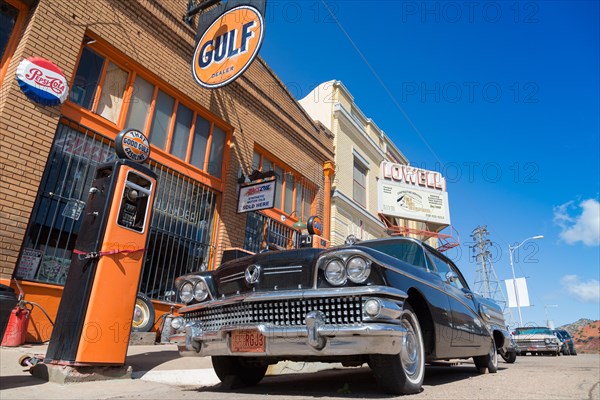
[245,264,261,285]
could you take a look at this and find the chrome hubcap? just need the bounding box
[401,320,419,377]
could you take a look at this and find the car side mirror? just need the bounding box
[445,271,458,283]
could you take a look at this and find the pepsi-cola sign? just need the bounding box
[192,5,264,89]
[115,129,150,163]
[16,57,69,106]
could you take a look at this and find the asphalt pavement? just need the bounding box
[1,343,599,400]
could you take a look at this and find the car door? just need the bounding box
[425,250,489,354]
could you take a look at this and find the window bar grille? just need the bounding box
[19,118,219,301]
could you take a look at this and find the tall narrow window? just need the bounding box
[303,186,314,218]
[207,125,225,178]
[190,116,210,169]
[70,47,105,110]
[252,151,261,171]
[262,158,272,173]
[353,158,367,207]
[295,181,302,217]
[0,0,19,60]
[125,75,154,132]
[170,103,193,159]
[96,62,128,123]
[274,166,283,209]
[284,173,294,214]
[149,90,174,149]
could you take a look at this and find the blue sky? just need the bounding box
[258,0,600,328]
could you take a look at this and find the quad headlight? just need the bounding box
[346,256,371,283]
[323,254,371,286]
[179,281,194,304]
[324,259,347,286]
[193,279,209,302]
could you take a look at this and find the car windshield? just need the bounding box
[559,330,572,339]
[516,327,553,335]
[360,240,427,269]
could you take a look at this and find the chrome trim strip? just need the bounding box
[179,286,407,313]
[264,265,303,271]
[220,272,244,283]
[263,270,302,275]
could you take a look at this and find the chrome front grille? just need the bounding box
[518,340,547,347]
[183,296,363,332]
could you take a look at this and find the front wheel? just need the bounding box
[212,356,267,387]
[473,339,498,373]
[369,304,425,395]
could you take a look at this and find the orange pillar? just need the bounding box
[323,161,335,243]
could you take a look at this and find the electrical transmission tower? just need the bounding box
[471,226,513,326]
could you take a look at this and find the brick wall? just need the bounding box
[0,0,334,278]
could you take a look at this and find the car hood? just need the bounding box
[208,248,324,297]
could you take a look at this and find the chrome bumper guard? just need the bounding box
[173,286,408,357]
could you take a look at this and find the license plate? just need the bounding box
[231,330,265,353]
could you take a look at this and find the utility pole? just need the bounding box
[471,226,513,326]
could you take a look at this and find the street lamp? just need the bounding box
[508,235,544,327]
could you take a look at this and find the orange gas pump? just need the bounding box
[45,130,155,366]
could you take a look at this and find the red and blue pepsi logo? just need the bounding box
[16,57,68,106]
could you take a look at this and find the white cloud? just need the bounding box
[553,198,600,246]
[561,275,600,303]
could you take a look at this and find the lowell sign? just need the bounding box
[378,162,451,226]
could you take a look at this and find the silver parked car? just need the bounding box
[514,327,560,356]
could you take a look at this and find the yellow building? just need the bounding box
[300,80,437,246]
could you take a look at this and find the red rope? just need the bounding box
[73,248,145,259]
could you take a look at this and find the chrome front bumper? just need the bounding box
[173,286,408,358]
[516,342,559,353]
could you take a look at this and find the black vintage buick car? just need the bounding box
[172,236,511,395]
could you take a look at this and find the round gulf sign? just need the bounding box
[192,5,264,89]
[115,129,150,163]
[307,216,323,236]
[16,57,68,106]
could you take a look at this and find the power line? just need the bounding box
[321,0,443,166]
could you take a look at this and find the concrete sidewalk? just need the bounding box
[0,342,341,399]
[0,342,220,399]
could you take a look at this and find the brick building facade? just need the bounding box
[0,0,334,342]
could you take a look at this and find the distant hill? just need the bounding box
[558,318,595,334]
[558,319,600,354]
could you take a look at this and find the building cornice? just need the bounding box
[333,81,408,164]
[333,103,386,160]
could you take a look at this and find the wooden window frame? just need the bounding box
[353,157,368,208]
[252,148,317,225]
[0,0,28,84]
[60,32,233,193]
